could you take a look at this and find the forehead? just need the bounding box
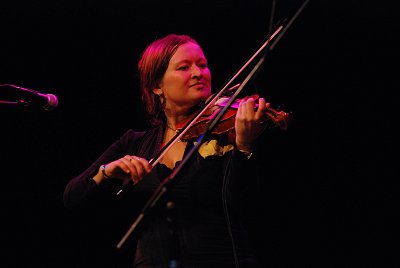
[170,42,206,63]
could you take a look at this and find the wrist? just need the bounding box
[235,142,253,154]
[236,145,253,159]
[238,149,253,159]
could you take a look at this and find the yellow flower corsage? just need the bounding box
[196,139,234,159]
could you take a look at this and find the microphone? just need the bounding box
[0,84,58,111]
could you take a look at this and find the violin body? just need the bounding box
[177,94,289,142]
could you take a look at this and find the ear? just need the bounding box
[152,87,163,96]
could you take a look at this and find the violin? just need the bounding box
[176,93,290,142]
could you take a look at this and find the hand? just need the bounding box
[100,155,152,184]
[235,97,269,152]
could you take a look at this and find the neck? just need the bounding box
[165,115,190,133]
[166,123,179,133]
[164,107,197,131]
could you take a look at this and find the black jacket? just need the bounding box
[64,125,261,267]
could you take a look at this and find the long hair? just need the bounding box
[138,34,199,126]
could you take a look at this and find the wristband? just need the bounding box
[100,164,112,179]
[238,149,253,159]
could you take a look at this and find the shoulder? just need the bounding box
[121,129,146,140]
[122,126,161,139]
[117,129,148,147]
[118,126,162,158]
[118,126,160,147]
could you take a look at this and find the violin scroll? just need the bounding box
[264,106,290,130]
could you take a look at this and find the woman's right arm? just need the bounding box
[63,130,148,210]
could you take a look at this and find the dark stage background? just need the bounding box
[1,1,398,267]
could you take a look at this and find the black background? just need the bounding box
[1,1,398,267]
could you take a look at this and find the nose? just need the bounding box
[191,65,202,78]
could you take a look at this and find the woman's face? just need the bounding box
[155,42,211,113]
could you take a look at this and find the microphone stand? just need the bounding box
[0,84,23,107]
[116,0,310,250]
[0,100,20,106]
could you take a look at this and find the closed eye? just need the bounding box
[177,65,189,71]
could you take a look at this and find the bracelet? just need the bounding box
[238,149,253,159]
[100,164,112,179]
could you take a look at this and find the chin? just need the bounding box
[200,88,211,98]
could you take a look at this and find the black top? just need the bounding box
[63,125,261,267]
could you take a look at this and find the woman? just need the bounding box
[64,34,268,267]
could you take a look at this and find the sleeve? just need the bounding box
[63,129,144,210]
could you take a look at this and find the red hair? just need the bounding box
[138,34,199,126]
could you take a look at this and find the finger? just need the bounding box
[255,98,266,121]
[129,158,142,183]
[137,157,149,175]
[237,98,250,122]
[128,156,151,173]
[120,157,135,175]
[243,98,255,119]
[237,99,244,117]
[128,156,149,180]
[134,156,152,173]
[128,156,152,183]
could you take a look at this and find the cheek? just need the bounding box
[161,74,185,92]
[205,70,211,82]
[163,76,189,97]
[169,73,189,86]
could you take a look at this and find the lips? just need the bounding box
[190,82,206,88]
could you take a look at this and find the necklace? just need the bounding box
[165,124,181,143]
[166,124,179,133]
